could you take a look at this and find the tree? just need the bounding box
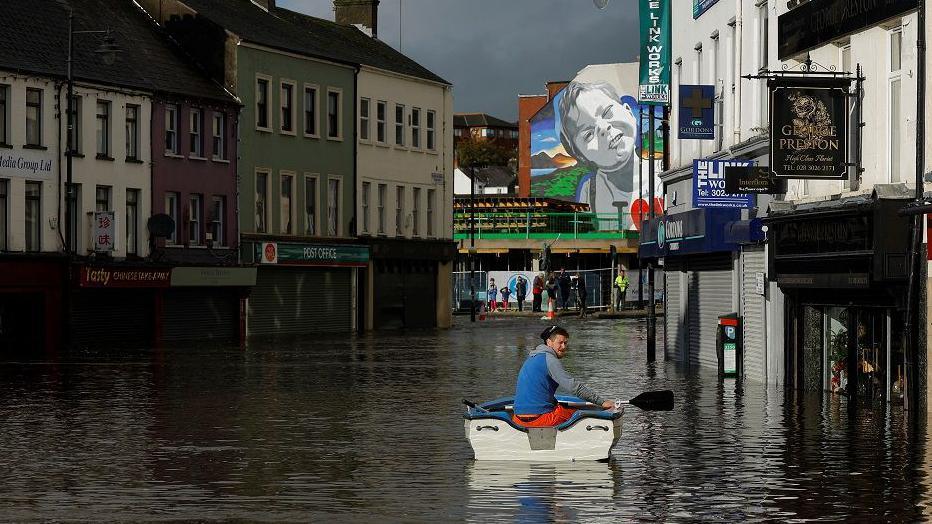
[456,137,514,168]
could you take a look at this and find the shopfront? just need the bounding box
[641,208,748,372]
[247,242,368,336]
[768,193,912,402]
[165,267,256,345]
[0,257,65,355]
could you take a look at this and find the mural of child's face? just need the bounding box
[571,89,637,171]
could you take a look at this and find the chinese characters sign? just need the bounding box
[638,0,671,106]
[693,159,754,208]
[93,211,115,252]
[770,78,848,179]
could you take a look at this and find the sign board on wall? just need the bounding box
[80,266,171,288]
[93,211,115,252]
[693,160,754,208]
[693,0,719,19]
[257,242,369,267]
[770,78,848,179]
[724,166,787,194]
[638,0,672,105]
[0,150,54,179]
[678,85,715,140]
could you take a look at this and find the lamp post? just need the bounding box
[64,9,120,254]
[469,165,476,322]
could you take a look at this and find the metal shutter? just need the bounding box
[741,246,766,383]
[374,261,438,329]
[71,289,154,349]
[664,258,685,363]
[687,254,734,370]
[163,289,239,344]
[248,267,353,336]
[404,264,438,329]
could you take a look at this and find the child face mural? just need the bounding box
[561,83,637,173]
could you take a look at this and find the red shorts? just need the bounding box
[511,404,577,427]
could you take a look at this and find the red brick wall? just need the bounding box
[518,95,548,197]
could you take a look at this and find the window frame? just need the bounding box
[255,169,270,233]
[95,185,111,213]
[395,185,405,236]
[303,84,320,138]
[377,183,386,235]
[256,74,272,132]
[126,188,139,256]
[394,103,406,147]
[376,100,387,144]
[359,97,371,142]
[888,26,903,183]
[165,191,179,244]
[189,107,204,157]
[188,193,202,246]
[280,171,295,235]
[327,176,342,237]
[304,174,319,236]
[412,187,420,237]
[24,181,41,251]
[165,104,179,155]
[95,99,111,158]
[280,79,296,135]
[125,104,139,161]
[25,88,42,147]
[67,94,82,155]
[426,188,435,237]
[411,107,421,149]
[327,88,343,140]
[210,195,225,246]
[0,179,7,250]
[361,181,371,234]
[212,111,226,161]
[0,84,8,146]
[426,110,436,151]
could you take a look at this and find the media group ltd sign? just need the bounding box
[0,150,54,179]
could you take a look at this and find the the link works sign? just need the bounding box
[638,0,671,106]
[257,242,369,267]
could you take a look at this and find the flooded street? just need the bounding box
[1,317,930,522]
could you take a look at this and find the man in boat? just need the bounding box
[512,326,614,427]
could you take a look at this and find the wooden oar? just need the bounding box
[560,390,674,412]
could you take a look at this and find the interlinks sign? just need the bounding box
[770,78,848,179]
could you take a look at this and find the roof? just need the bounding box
[454,113,518,129]
[0,0,234,104]
[178,0,449,85]
[474,166,516,188]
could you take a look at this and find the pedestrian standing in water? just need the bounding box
[558,269,572,311]
[545,273,558,315]
[500,285,511,312]
[515,276,528,312]
[532,274,544,312]
[487,278,498,313]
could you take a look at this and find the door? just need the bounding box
[687,254,734,370]
[741,246,766,382]
[248,267,353,336]
[163,289,239,344]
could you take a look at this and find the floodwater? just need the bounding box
[0,317,930,522]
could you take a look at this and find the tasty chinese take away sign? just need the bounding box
[80,267,171,288]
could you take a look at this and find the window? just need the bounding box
[281,81,295,133]
[889,28,903,182]
[376,101,387,143]
[427,110,436,150]
[25,88,41,146]
[256,76,270,130]
[395,186,405,236]
[411,107,421,149]
[327,89,341,139]
[67,95,81,154]
[189,108,203,157]
[281,173,294,234]
[125,104,139,160]
[395,104,405,146]
[377,183,386,234]
[165,104,179,154]
[25,182,40,251]
[212,112,226,160]
[256,171,268,233]
[0,85,8,145]
[165,192,179,244]
[412,187,420,236]
[96,100,110,157]
[427,188,435,237]
[360,98,370,141]
[304,85,318,136]
[304,176,317,236]
[96,185,111,212]
[327,178,340,236]
[758,3,769,126]
[210,196,224,246]
[0,179,7,250]
[188,194,202,245]
[126,189,139,256]
[361,181,371,234]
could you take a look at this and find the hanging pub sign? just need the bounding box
[678,84,715,140]
[769,78,848,180]
[638,0,671,106]
[725,166,787,194]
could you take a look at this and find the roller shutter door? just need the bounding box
[663,259,685,363]
[374,261,439,329]
[741,246,766,383]
[163,289,239,344]
[71,289,154,349]
[687,254,734,370]
[248,267,353,336]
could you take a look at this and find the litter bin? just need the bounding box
[717,313,741,378]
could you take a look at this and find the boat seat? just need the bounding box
[464,396,621,433]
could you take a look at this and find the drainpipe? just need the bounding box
[734,0,743,145]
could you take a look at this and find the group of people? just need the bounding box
[486,269,590,317]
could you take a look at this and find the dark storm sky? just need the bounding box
[278,0,640,121]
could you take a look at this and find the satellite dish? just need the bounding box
[594,0,609,9]
[147,213,175,238]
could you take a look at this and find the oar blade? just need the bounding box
[629,390,674,411]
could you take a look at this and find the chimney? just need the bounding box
[334,0,379,38]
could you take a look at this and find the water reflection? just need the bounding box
[0,317,929,521]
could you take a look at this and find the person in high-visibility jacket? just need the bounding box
[614,269,630,311]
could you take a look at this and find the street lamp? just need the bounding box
[64,9,121,254]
